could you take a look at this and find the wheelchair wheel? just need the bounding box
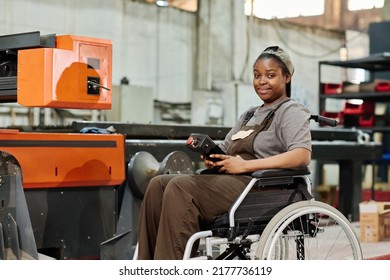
[255,200,363,260]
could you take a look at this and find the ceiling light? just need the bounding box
[156,0,169,7]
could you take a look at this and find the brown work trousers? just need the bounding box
[137,173,251,259]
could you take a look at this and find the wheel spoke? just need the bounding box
[256,201,362,260]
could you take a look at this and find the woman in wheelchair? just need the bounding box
[136,46,312,260]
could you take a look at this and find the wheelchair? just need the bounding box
[182,167,362,260]
[131,115,363,260]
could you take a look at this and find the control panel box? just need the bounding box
[17,35,112,109]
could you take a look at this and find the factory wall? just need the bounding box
[0,0,357,126]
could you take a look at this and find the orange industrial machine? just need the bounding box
[17,34,112,109]
[1,31,112,108]
[0,31,125,260]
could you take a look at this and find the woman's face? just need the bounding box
[252,57,291,106]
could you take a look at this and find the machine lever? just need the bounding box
[87,80,111,91]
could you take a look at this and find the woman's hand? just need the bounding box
[208,154,247,174]
[202,148,311,175]
[200,154,216,169]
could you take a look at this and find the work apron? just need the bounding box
[227,98,290,160]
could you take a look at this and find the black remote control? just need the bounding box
[185,133,225,162]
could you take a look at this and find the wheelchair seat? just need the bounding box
[202,168,313,239]
[204,167,313,238]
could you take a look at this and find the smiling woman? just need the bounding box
[135,46,312,260]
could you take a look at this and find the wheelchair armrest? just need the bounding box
[251,167,310,178]
[197,167,311,177]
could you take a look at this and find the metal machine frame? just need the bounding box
[0,31,125,260]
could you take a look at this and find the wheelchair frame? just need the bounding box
[182,168,362,260]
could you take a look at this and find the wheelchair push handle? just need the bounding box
[310,115,338,127]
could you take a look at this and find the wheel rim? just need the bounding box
[257,201,362,260]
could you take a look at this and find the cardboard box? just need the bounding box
[359,79,390,92]
[359,201,390,242]
[316,184,337,207]
[343,81,360,93]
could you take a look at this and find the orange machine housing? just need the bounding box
[0,129,125,189]
[17,35,112,109]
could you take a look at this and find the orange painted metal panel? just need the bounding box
[17,35,112,109]
[0,130,125,189]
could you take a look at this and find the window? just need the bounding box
[244,0,324,19]
[145,0,197,12]
[348,0,384,11]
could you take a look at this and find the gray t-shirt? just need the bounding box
[219,98,312,159]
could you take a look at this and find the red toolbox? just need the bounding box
[322,83,343,94]
[343,100,375,115]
